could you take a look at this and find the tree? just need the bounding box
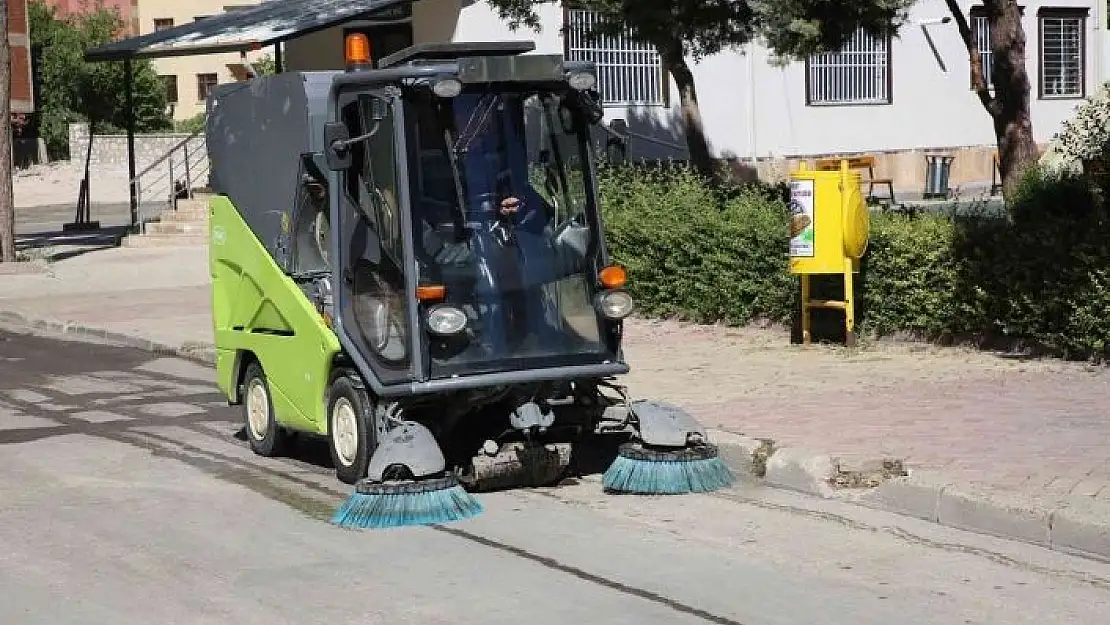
[29,0,171,160]
[943,0,1039,200]
[487,0,913,182]
[0,0,15,263]
[252,54,276,76]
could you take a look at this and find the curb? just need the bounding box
[707,429,1110,563]
[7,309,1110,562]
[0,310,217,366]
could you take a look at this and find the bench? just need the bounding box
[814,155,897,207]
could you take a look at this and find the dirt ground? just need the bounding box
[14,160,132,208]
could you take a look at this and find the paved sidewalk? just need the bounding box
[4,242,1110,557]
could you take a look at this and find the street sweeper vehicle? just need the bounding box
[204,34,734,529]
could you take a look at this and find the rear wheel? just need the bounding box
[327,373,376,485]
[241,361,287,457]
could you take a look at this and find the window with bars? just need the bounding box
[1038,7,1086,99]
[804,28,891,106]
[970,8,993,88]
[565,8,665,106]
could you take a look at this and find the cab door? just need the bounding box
[334,91,416,385]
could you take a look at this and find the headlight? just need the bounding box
[426,304,468,336]
[432,77,462,98]
[567,71,597,91]
[596,290,633,320]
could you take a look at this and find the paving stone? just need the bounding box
[619,320,1110,516]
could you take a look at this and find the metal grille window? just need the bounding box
[565,9,665,106]
[971,12,993,88]
[1039,8,1086,99]
[805,29,891,105]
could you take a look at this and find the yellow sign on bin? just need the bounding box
[787,160,870,346]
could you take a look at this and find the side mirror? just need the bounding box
[573,90,604,125]
[324,122,352,171]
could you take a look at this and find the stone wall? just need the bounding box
[67,122,208,183]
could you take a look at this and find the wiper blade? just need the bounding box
[442,127,470,240]
[452,93,500,154]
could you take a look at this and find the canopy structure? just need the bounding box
[83,0,412,229]
[85,0,411,61]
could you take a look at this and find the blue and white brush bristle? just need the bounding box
[331,477,483,530]
[602,444,735,495]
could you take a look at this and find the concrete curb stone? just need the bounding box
[763,447,840,497]
[1044,498,1110,564]
[0,310,215,366]
[8,307,1110,562]
[706,429,774,478]
[851,470,948,522]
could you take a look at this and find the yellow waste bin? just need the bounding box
[787,160,870,345]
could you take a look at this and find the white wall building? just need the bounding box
[276,0,1110,188]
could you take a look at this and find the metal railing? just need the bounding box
[130,122,210,230]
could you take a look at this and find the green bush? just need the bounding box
[597,161,1110,362]
[598,164,795,325]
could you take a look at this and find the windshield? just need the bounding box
[403,86,611,377]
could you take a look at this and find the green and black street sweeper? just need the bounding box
[204,34,734,529]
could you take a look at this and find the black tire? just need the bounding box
[327,373,377,485]
[241,361,287,457]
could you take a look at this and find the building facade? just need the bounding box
[9,0,33,115]
[133,0,266,122]
[44,0,138,35]
[275,0,1107,190]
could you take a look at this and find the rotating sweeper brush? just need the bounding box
[204,36,732,531]
[601,400,735,495]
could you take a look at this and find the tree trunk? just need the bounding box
[657,38,716,182]
[945,0,1039,202]
[989,0,1039,199]
[0,0,12,263]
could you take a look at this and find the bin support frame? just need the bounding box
[800,256,857,347]
[792,159,864,348]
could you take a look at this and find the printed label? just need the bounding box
[789,179,815,258]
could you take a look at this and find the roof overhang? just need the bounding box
[84,0,413,62]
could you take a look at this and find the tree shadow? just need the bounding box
[592,106,762,182]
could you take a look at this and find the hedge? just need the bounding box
[596,162,1110,362]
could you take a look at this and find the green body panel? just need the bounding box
[208,195,342,436]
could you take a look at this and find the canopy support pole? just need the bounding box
[125,59,138,232]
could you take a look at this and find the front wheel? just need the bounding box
[242,361,287,457]
[327,373,376,485]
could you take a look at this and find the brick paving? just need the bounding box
[620,319,1110,502]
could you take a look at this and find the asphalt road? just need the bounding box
[2,322,1110,625]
